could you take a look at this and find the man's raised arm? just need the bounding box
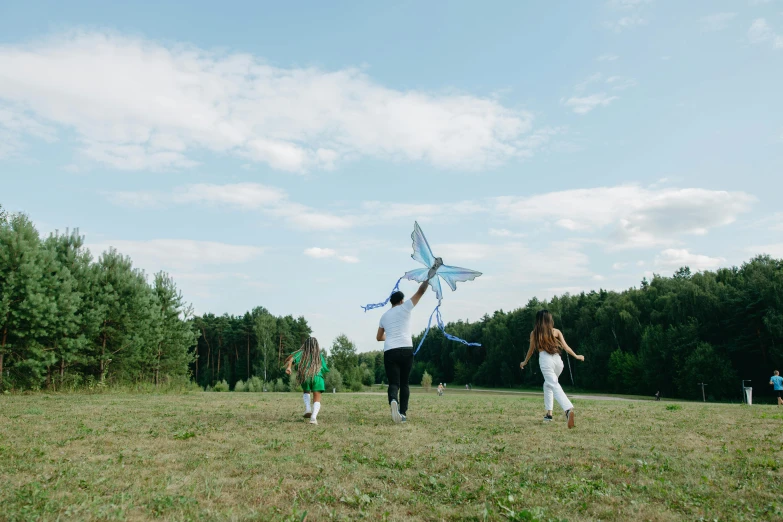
[410,279,430,306]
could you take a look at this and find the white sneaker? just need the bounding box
[390,400,402,423]
[309,418,318,425]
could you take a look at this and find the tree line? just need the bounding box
[412,257,783,402]
[0,205,386,393]
[4,204,782,401]
[0,207,195,391]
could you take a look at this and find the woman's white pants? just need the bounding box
[539,351,573,412]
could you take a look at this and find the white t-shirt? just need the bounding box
[379,299,415,351]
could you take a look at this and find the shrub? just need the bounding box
[422,371,432,392]
[325,368,343,392]
[247,376,264,392]
[234,380,247,392]
[273,378,287,392]
[361,366,374,386]
[288,372,299,392]
[213,380,229,392]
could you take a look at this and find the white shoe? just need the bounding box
[309,418,318,425]
[390,400,402,423]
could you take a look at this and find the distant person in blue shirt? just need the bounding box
[770,370,783,406]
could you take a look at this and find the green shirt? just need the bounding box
[292,351,329,378]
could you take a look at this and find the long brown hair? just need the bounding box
[532,310,560,355]
[294,337,322,383]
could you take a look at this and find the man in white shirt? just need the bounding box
[376,278,431,423]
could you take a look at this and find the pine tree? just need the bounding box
[152,272,196,385]
[0,214,56,389]
[88,248,157,384]
[253,307,276,382]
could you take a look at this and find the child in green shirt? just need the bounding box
[285,337,329,425]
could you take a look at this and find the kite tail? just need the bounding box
[414,302,481,355]
[361,277,403,312]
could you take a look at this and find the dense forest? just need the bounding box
[413,258,783,402]
[0,207,194,391]
[0,206,383,393]
[3,204,782,401]
[190,313,383,392]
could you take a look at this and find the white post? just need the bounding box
[742,380,752,405]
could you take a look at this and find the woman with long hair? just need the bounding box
[520,310,585,428]
[285,337,330,425]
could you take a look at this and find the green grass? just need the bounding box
[1,392,782,521]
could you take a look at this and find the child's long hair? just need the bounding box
[532,310,561,355]
[295,337,322,383]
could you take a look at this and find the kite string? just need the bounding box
[414,303,440,355]
[361,277,403,312]
[565,351,574,386]
[414,301,481,355]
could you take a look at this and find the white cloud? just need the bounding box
[563,93,619,114]
[0,103,57,158]
[494,185,754,249]
[700,13,737,32]
[172,183,286,209]
[575,73,604,93]
[505,241,593,284]
[304,247,358,263]
[605,16,648,32]
[654,249,726,272]
[608,0,653,8]
[752,212,783,231]
[430,240,591,283]
[87,239,264,273]
[108,182,354,231]
[276,207,355,231]
[597,54,619,62]
[604,0,651,31]
[612,262,626,270]
[489,228,525,238]
[304,247,336,259]
[432,243,493,263]
[0,30,543,172]
[748,18,783,48]
[105,191,162,208]
[748,243,783,258]
[359,200,485,222]
[107,182,754,246]
[360,201,448,220]
[564,75,635,114]
[605,76,637,91]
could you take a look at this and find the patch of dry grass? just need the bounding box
[1,391,782,521]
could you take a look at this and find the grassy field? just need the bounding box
[1,391,782,521]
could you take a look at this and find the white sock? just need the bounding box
[312,402,321,420]
[303,393,311,413]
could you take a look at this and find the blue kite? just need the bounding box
[361,221,482,354]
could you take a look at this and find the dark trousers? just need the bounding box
[384,348,413,414]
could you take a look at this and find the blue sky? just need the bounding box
[1,0,782,353]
